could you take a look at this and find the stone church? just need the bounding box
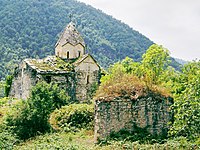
[9,22,101,102]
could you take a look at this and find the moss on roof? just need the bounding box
[25,56,74,74]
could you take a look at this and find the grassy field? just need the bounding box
[13,130,198,150]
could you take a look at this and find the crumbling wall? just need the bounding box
[9,62,37,99]
[10,55,100,102]
[94,95,173,141]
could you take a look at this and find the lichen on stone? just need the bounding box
[25,56,74,74]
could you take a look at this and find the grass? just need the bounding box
[13,130,198,150]
[28,56,74,72]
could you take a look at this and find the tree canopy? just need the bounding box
[0,0,181,79]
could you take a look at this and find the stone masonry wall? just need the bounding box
[9,62,37,99]
[94,95,173,141]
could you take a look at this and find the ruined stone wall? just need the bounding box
[10,55,100,102]
[34,72,77,101]
[94,95,173,141]
[9,62,37,99]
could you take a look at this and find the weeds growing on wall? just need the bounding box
[98,122,168,145]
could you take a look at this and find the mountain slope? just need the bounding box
[174,58,188,65]
[0,0,179,79]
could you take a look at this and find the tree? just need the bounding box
[169,61,200,141]
[141,44,170,85]
[121,57,141,76]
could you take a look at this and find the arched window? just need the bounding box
[67,51,69,59]
[78,51,81,57]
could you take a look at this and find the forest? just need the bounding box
[0,44,199,149]
[0,0,181,79]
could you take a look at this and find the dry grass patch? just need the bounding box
[95,74,171,101]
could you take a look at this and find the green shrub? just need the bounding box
[49,104,94,131]
[4,75,13,97]
[0,81,5,98]
[0,130,19,150]
[87,82,99,100]
[169,61,200,141]
[5,81,69,140]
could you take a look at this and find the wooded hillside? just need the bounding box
[0,0,180,79]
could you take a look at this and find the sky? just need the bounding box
[78,0,200,61]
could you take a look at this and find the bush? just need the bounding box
[0,81,5,98]
[49,104,94,131]
[4,75,13,97]
[169,61,200,141]
[87,82,99,101]
[0,130,19,150]
[5,81,69,140]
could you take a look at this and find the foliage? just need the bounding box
[106,124,155,144]
[0,97,15,124]
[0,81,5,98]
[87,82,99,100]
[29,81,69,110]
[49,104,94,132]
[0,130,19,150]
[13,129,199,150]
[0,0,155,79]
[141,44,171,85]
[97,73,146,100]
[169,61,200,141]
[4,75,13,97]
[13,130,92,150]
[97,48,171,100]
[0,98,20,149]
[5,81,69,140]
[121,57,141,75]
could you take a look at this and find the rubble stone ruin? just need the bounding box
[94,93,173,142]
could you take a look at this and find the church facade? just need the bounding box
[9,22,101,102]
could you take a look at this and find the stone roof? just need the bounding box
[24,56,74,74]
[55,22,85,47]
[24,54,100,75]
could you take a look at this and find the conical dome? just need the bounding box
[55,22,85,47]
[55,22,85,59]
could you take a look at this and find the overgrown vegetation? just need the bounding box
[4,75,13,97]
[29,56,74,72]
[13,130,198,150]
[5,82,69,140]
[0,43,199,149]
[169,61,200,141]
[95,44,199,146]
[49,104,94,132]
[105,123,159,144]
[96,44,171,100]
